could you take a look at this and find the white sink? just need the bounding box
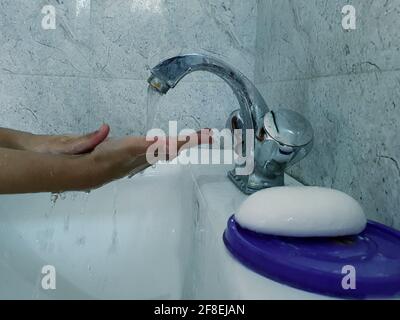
[0,148,334,299]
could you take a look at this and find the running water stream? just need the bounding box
[146,85,162,132]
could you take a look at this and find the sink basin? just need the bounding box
[0,148,387,300]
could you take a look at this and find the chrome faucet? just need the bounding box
[148,54,313,194]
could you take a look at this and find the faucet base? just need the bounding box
[227,169,284,195]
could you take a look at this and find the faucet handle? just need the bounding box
[263,109,313,148]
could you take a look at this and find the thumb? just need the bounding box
[67,124,110,154]
[177,128,213,151]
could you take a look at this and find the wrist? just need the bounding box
[21,133,44,152]
[0,128,38,151]
[73,155,106,190]
[80,152,120,189]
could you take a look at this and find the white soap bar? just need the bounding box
[235,186,367,237]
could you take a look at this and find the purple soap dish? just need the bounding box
[223,215,400,299]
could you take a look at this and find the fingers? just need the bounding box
[68,124,110,155]
[177,128,213,151]
[145,129,213,162]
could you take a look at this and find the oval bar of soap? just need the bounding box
[235,187,367,237]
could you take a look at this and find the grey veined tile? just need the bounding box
[89,78,148,136]
[90,0,257,80]
[0,0,93,76]
[0,74,90,135]
[258,70,400,229]
[256,0,400,82]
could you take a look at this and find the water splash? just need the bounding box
[50,193,59,205]
[108,185,119,254]
[59,193,66,200]
[64,214,70,232]
[146,85,162,132]
[47,193,59,217]
[76,236,86,246]
[50,192,66,206]
[80,191,90,215]
[36,228,55,252]
[87,265,93,278]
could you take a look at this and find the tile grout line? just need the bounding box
[255,66,400,85]
[2,66,396,84]
[0,71,233,83]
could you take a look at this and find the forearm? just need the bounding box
[0,127,37,151]
[0,147,98,194]
[0,130,211,194]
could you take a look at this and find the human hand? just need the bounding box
[0,125,212,194]
[85,129,213,187]
[29,124,110,155]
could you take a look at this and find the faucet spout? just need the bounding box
[148,54,269,136]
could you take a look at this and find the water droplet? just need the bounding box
[50,193,59,204]
[64,214,70,232]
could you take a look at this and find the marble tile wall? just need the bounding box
[0,0,257,136]
[256,0,400,228]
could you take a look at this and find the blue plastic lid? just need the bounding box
[223,215,400,299]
